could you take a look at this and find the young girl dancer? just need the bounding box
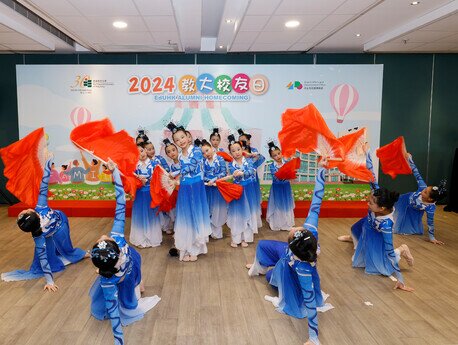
[145,141,170,172]
[340,150,415,292]
[247,158,331,345]
[393,153,447,245]
[266,142,295,230]
[90,160,160,345]
[226,135,258,247]
[210,128,224,152]
[238,128,265,228]
[1,154,87,291]
[201,139,227,239]
[130,143,162,248]
[163,138,181,234]
[167,122,211,262]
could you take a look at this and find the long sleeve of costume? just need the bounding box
[110,168,126,238]
[243,160,256,179]
[380,223,404,284]
[37,159,52,208]
[157,155,170,173]
[180,148,203,176]
[101,282,124,345]
[33,235,54,285]
[296,265,319,345]
[216,157,227,179]
[304,168,326,237]
[426,206,437,241]
[408,157,427,191]
[366,152,379,191]
[252,153,266,169]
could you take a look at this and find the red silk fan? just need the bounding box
[150,165,177,211]
[0,128,47,207]
[278,103,344,160]
[217,151,233,162]
[70,118,139,196]
[274,157,301,180]
[215,180,243,203]
[330,128,374,182]
[376,136,412,179]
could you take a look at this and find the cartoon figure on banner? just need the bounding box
[330,84,359,124]
[70,107,92,127]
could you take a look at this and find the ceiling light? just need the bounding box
[219,45,224,49]
[225,19,233,24]
[113,21,127,29]
[411,1,420,5]
[285,20,300,28]
[356,33,361,37]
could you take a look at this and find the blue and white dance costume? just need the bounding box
[248,168,331,345]
[90,168,160,345]
[167,161,181,223]
[393,156,437,241]
[227,157,258,243]
[130,158,162,248]
[203,153,228,239]
[251,147,266,228]
[174,145,212,260]
[266,159,295,231]
[351,152,404,283]
[1,159,86,284]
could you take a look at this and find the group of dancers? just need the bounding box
[0,122,447,345]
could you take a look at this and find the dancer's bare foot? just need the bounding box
[182,255,191,262]
[337,235,352,242]
[84,251,91,258]
[241,241,249,248]
[165,229,173,235]
[189,255,198,262]
[246,264,253,269]
[399,244,414,266]
[230,242,238,248]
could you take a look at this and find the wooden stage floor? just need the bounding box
[0,206,457,345]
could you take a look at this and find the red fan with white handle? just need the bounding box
[150,165,178,211]
[274,157,301,180]
[215,180,243,203]
[217,151,233,162]
[376,136,412,179]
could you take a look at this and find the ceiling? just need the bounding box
[0,0,456,53]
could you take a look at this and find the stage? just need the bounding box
[8,200,368,218]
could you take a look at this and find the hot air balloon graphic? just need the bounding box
[330,84,359,124]
[70,107,91,127]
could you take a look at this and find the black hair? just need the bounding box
[267,141,280,157]
[166,122,186,140]
[61,164,68,170]
[201,139,212,148]
[137,142,146,149]
[373,187,400,210]
[163,138,175,148]
[91,240,120,278]
[92,159,98,165]
[17,211,42,237]
[136,129,149,143]
[240,139,251,153]
[429,180,447,202]
[144,141,153,147]
[288,230,318,262]
[237,128,252,140]
[194,138,202,147]
[210,128,221,140]
[227,134,241,151]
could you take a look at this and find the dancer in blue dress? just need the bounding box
[247,158,332,345]
[266,141,295,231]
[167,122,211,262]
[340,150,415,292]
[163,138,181,232]
[226,135,258,247]
[130,143,162,248]
[90,160,160,345]
[393,154,447,245]
[1,154,87,291]
[238,128,265,228]
[201,139,227,239]
[210,128,224,152]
